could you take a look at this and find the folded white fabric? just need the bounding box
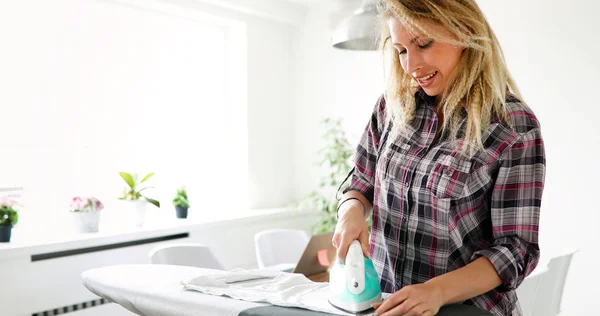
[182,269,369,315]
[194,268,281,286]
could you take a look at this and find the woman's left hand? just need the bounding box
[373,282,444,316]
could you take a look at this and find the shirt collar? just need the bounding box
[415,87,469,118]
[414,87,437,109]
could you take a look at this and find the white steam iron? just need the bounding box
[328,240,382,313]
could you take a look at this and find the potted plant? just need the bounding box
[0,197,19,242]
[172,185,190,219]
[298,118,372,233]
[69,196,104,233]
[118,172,160,227]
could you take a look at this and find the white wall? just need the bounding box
[246,20,296,209]
[291,7,384,199]
[477,1,600,314]
[291,1,600,315]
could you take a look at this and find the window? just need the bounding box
[0,0,248,229]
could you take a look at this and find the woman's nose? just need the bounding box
[405,51,423,74]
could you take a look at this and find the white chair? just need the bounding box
[254,229,310,271]
[149,243,225,270]
[516,265,549,316]
[531,249,578,316]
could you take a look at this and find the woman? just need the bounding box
[332,1,545,315]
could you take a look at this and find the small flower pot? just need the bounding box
[0,225,12,242]
[175,206,188,219]
[119,200,149,227]
[72,211,101,233]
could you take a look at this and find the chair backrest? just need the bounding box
[532,249,578,316]
[254,229,310,269]
[516,265,549,316]
[149,243,225,270]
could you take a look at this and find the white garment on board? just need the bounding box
[183,268,385,316]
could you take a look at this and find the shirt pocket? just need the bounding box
[426,155,472,200]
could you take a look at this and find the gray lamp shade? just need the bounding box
[331,1,379,51]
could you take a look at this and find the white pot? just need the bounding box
[120,199,149,227]
[71,211,101,233]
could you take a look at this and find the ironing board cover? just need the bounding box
[81,264,493,316]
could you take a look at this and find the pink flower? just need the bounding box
[93,198,104,211]
[0,196,18,208]
[70,196,103,212]
[70,196,84,211]
[180,185,187,192]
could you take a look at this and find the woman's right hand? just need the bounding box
[331,202,370,264]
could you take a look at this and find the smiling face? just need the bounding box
[388,16,463,97]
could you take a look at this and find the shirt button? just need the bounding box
[444,168,453,176]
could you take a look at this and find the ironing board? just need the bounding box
[81,264,494,316]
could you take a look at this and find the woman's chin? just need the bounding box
[422,86,442,97]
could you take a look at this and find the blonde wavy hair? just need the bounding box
[378,0,522,154]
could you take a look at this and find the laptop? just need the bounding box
[291,231,336,277]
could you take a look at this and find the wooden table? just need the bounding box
[307,271,329,283]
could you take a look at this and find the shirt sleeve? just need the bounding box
[342,95,387,204]
[472,127,546,292]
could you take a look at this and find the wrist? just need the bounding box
[425,277,449,306]
[337,201,364,219]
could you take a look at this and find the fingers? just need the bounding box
[374,291,407,315]
[359,231,370,258]
[377,300,418,316]
[371,301,383,310]
[336,236,353,264]
[332,233,345,264]
[398,304,427,316]
[395,302,422,316]
[375,302,424,316]
[331,231,340,249]
[332,208,369,263]
[373,285,438,316]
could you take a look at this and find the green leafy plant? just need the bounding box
[172,185,190,209]
[298,118,354,233]
[119,172,160,208]
[0,197,19,226]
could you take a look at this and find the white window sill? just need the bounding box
[0,207,318,262]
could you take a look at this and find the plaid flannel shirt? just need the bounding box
[344,90,545,316]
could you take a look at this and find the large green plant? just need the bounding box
[119,172,160,208]
[299,118,354,233]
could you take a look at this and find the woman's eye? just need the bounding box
[397,40,433,56]
[418,40,434,49]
